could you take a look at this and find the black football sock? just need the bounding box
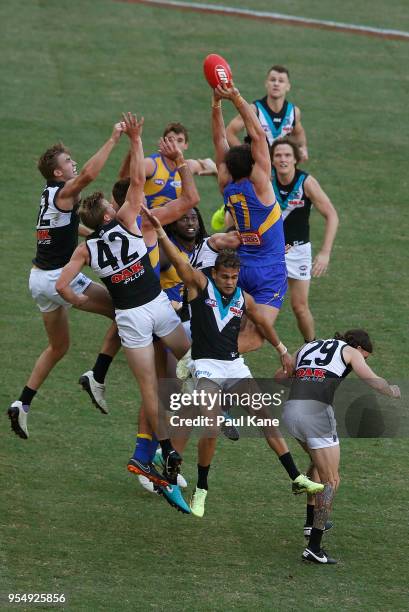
[308,527,323,553]
[305,504,315,527]
[19,386,37,407]
[279,452,300,481]
[92,353,113,384]
[197,464,210,490]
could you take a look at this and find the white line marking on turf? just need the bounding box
[124,0,409,41]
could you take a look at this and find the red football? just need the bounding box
[203,54,233,89]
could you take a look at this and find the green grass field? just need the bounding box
[1,1,408,610]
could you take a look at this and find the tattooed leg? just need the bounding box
[313,483,335,530]
[306,445,340,552]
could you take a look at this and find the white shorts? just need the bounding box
[115,291,181,349]
[29,267,92,313]
[285,242,312,281]
[193,357,252,388]
[282,399,339,449]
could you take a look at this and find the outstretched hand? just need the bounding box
[159,137,182,161]
[111,122,125,144]
[121,112,144,141]
[214,82,240,101]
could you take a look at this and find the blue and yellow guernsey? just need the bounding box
[144,154,182,209]
[160,237,193,302]
[224,178,285,266]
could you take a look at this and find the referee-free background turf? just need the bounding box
[1,1,408,610]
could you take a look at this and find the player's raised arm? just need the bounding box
[57,122,124,209]
[244,292,293,374]
[143,138,199,227]
[141,206,205,293]
[226,112,246,147]
[215,83,271,181]
[211,90,231,192]
[116,113,145,231]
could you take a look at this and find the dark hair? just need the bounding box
[267,64,290,78]
[165,207,208,244]
[334,329,373,353]
[112,178,130,208]
[38,143,69,181]
[79,191,106,229]
[225,144,254,181]
[270,138,300,164]
[214,249,240,271]
[163,122,189,143]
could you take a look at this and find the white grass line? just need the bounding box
[123,0,409,41]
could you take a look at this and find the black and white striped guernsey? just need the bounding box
[289,338,352,404]
[33,182,80,270]
[86,220,161,309]
[272,168,312,246]
[190,278,245,361]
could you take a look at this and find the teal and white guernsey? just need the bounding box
[190,278,245,361]
[253,98,296,146]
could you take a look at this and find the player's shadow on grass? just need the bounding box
[343,394,398,438]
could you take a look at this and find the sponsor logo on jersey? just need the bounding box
[229,306,243,317]
[240,231,261,246]
[154,179,165,186]
[205,298,217,308]
[296,367,326,379]
[282,125,293,134]
[170,180,182,189]
[288,199,305,207]
[37,229,51,242]
[111,262,144,284]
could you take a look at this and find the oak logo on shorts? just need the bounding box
[111,262,144,283]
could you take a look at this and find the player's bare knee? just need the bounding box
[291,301,310,318]
[50,341,69,361]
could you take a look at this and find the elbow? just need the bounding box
[250,126,265,143]
[55,281,65,297]
[130,175,145,190]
